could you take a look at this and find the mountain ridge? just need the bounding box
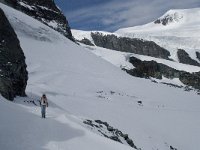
[116,7,200,35]
[71,7,200,91]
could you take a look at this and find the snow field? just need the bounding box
[0,3,200,150]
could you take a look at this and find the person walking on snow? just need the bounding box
[40,94,48,118]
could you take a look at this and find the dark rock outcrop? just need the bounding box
[179,72,200,90]
[83,119,138,149]
[78,38,94,46]
[0,0,74,41]
[154,12,182,26]
[126,56,200,90]
[177,49,200,66]
[170,145,178,150]
[154,15,174,26]
[0,8,28,100]
[127,57,179,79]
[91,32,170,59]
[196,51,200,61]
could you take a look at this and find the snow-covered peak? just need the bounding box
[115,7,200,62]
[154,7,200,27]
[154,10,184,26]
[116,7,200,36]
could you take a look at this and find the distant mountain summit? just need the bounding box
[0,0,74,40]
[72,8,200,91]
[116,8,200,37]
[115,8,200,62]
[154,10,184,25]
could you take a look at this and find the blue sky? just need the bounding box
[55,0,200,32]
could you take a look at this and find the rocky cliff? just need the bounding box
[177,49,200,66]
[196,51,200,61]
[127,56,179,79]
[0,8,28,100]
[91,32,170,59]
[126,56,200,91]
[0,0,74,41]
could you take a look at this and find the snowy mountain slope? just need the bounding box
[115,8,200,62]
[74,43,200,89]
[0,96,133,150]
[72,29,200,76]
[1,3,200,150]
[72,29,199,69]
[72,29,111,42]
[80,43,200,73]
[117,8,200,37]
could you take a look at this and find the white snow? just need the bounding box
[18,1,35,10]
[72,29,200,73]
[0,3,200,150]
[115,8,200,62]
[36,5,59,14]
[83,43,200,73]
[72,29,112,42]
[151,76,185,87]
[81,44,134,70]
[72,29,94,41]
[131,53,200,73]
[47,20,59,29]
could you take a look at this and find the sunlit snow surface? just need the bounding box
[116,8,200,61]
[0,3,200,150]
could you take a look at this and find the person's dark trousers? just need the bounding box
[41,105,46,118]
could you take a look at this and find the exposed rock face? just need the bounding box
[83,119,138,149]
[78,38,94,46]
[127,57,179,79]
[126,56,200,90]
[91,32,170,59]
[154,15,173,25]
[0,8,28,100]
[196,51,200,61]
[179,72,200,90]
[154,12,183,25]
[177,49,200,66]
[0,0,74,41]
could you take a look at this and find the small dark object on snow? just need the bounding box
[137,101,142,105]
[170,145,178,150]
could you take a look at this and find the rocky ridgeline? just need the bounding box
[154,15,174,25]
[90,32,170,59]
[77,32,200,67]
[0,8,28,100]
[0,0,74,41]
[177,49,200,66]
[83,119,139,149]
[154,12,183,25]
[125,56,200,91]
